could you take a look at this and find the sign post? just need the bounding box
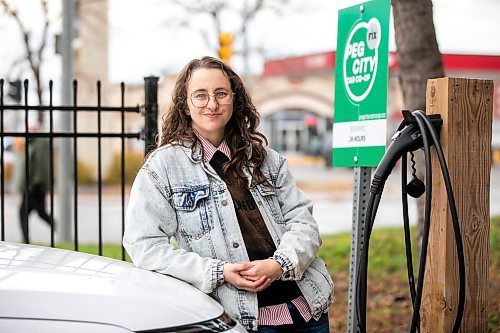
[333,1,390,332]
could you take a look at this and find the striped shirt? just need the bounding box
[194,131,313,326]
[195,132,232,161]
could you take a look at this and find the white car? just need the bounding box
[0,241,247,333]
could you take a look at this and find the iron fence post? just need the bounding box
[144,76,159,156]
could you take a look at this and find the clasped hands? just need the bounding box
[223,259,283,292]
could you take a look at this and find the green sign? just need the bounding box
[332,0,390,167]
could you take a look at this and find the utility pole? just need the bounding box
[58,0,76,243]
[242,0,250,82]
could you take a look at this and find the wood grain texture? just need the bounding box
[422,77,493,332]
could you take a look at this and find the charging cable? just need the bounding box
[355,110,466,333]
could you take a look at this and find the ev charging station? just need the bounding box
[333,0,390,331]
[333,1,493,332]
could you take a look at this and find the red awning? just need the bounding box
[263,51,500,76]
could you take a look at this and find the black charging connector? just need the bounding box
[370,111,442,195]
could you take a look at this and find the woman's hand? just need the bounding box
[239,259,283,284]
[223,262,271,292]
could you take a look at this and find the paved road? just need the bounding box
[1,164,499,244]
[293,164,500,235]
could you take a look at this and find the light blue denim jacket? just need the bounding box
[123,143,334,331]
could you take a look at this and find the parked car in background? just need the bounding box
[0,241,247,333]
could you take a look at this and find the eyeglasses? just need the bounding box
[190,89,234,108]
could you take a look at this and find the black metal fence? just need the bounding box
[0,77,158,261]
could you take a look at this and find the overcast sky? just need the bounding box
[0,0,499,85]
[108,0,499,82]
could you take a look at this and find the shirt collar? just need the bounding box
[193,130,231,161]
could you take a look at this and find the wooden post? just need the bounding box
[422,77,493,332]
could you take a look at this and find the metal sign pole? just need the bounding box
[332,2,390,330]
[347,166,371,333]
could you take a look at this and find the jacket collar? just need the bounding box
[177,138,255,187]
[177,140,203,163]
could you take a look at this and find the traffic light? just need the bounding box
[218,33,233,65]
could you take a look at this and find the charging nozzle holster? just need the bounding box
[371,111,442,194]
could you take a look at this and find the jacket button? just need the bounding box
[221,199,228,206]
[232,242,239,248]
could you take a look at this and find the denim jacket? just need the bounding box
[123,143,334,331]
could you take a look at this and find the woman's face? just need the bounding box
[186,68,234,146]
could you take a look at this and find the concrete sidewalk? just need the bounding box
[289,163,416,235]
[289,162,500,235]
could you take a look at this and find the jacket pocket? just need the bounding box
[255,185,285,224]
[171,185,212,240]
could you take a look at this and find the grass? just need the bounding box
[54,243,131,262]
[319,226,417,280]
[48,216,499,332]
[318,215,500,332]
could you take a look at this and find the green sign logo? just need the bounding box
[343,18,382,103]
[333,0,390,167]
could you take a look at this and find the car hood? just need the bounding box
[0,242,224,331]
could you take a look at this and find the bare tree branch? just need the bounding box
[34,0,50,105]
[0,0,51,107]
[155,0,318,66]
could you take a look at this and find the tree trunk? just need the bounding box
[392,0,444,110]
[391,0,444,244]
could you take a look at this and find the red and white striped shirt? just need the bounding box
[195,131,313,326]
[196,133,232,161]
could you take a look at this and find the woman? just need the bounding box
[123,56,333,332]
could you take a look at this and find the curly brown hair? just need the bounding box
[159,56,272,187]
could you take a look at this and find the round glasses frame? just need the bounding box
[190,91,234,108]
